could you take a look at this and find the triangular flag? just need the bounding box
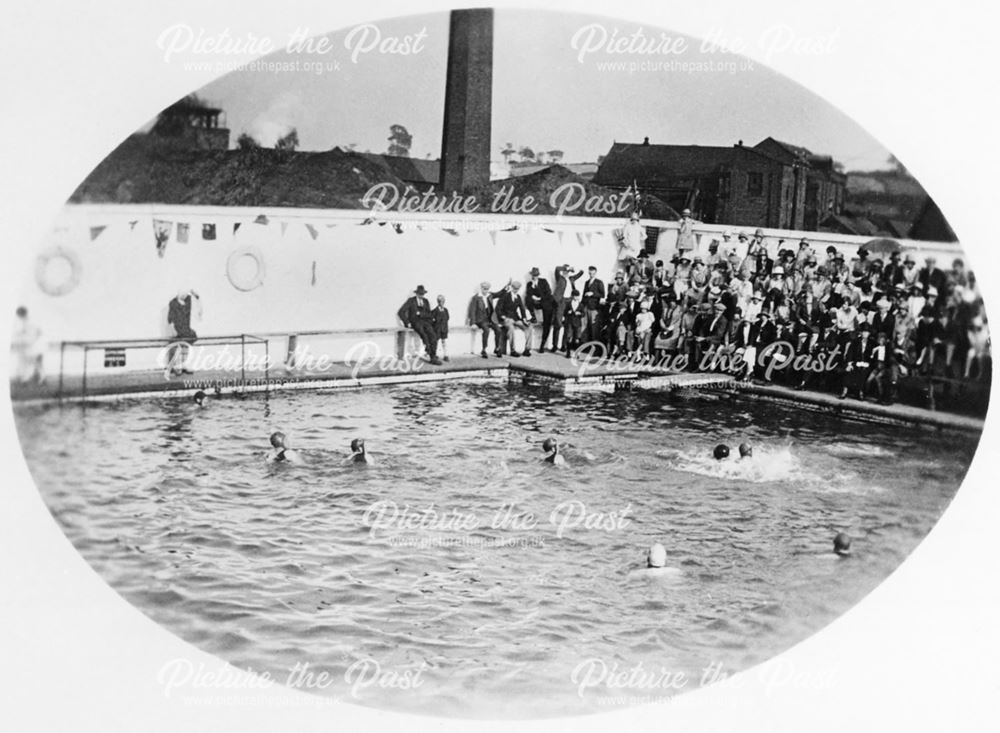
[305,224,318,240]
[233,222,242,234]
[489,231,498,246]
[254,214,269,225]
[152,219,172,258]
[89,225,107,241]
[128,220,138,230]
[311,261,317,286]
[280,222,289,236]
[557,231,564,244]
[576,232,586,247]
[176,222,190,243]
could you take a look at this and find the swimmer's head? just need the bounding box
[647,543,667,568]
[350,438,366,453]
[738,443,753,458]
[542,437,559,453]
[269,431,287,449]
[193,390,206,406]
[713,444,730,460]
[834,532,852,556]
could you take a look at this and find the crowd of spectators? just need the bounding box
[445,215,990,407]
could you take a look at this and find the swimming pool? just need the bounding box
[13,382,979,717]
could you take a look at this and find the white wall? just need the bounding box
[17,204,966,376]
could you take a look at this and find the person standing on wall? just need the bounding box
[551,264,582,352]
[467,281,503,358]
[397,285,442,365]
[525,267,555,353]
[676,208,698,259]
[165,288,202,379]
[581,265,605,345]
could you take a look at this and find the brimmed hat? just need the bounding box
[738,232,748,241]
[511,280,522,289]
[415,285,427,295]
[530,267,540,276]
[772,266,785,275]
[754,228,764,237]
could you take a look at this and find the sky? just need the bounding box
[188,8,893,170]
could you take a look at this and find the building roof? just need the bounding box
[820,213,884,237]
[909,197,958,242]
[754,137,812,163]
[507,162,598,180]
[69,134,409,209]
[593,141,783,187]
[473,164,679,219]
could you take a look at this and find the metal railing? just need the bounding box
[57,334,270,401]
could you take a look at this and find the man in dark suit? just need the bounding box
[881,250,905,290]
[467,281,503,358]
[918,256,947,296]
[397,284,441,365]
[551,264,582,352]
[525,267,555,353]
[581,265,606,344]
[496,280,532,357]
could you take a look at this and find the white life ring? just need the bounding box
[35,246,82,297]
[226,246,265,291]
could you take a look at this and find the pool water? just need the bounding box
[13,382,979,717]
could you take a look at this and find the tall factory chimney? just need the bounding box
[439,9,494,194]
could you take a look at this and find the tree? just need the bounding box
[501,142,516,163]
[237,132,260,150]
[518,146,536,162]
[387,124,412,157]
[275,128,299,151]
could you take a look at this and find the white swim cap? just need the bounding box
[647,543,667,568]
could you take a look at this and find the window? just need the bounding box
[103,348,126,368]
[747,172,764,197]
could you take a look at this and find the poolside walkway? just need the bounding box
[725,381,986,434]
[9,351,985,434]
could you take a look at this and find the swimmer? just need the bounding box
[738,442,753,459]
[833,532,852,557]
[266,431,301,464]
[542,437,566,466]
[628,543,681,579]
[192,390,207,407]
[713,444,730,460]
[348,438,372,465]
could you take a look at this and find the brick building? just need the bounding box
[593,137,846,231]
